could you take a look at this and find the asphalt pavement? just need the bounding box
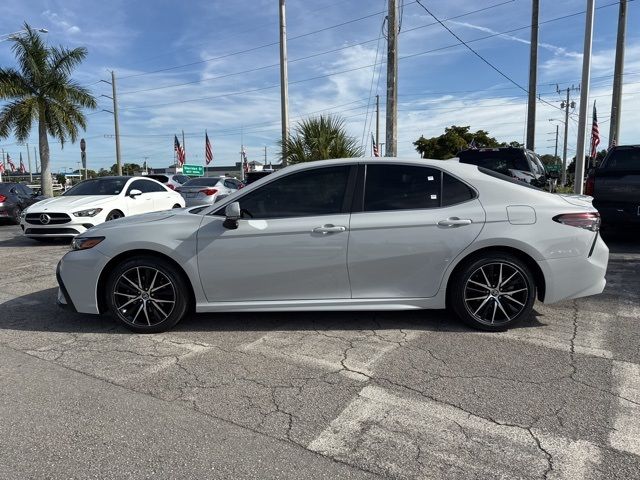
[0,223,638,479]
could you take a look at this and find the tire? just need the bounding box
[450,253,536,331]
[105,210,124,221]
[172,204,182,209]
[10,206,22,225]
[105,255,190,333]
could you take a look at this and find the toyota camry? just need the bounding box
[56,158,608,333]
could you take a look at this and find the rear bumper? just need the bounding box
[593,202,640,224]
[538,234,609,303]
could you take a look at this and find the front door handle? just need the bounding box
[438,217,472,227]
[313,225,347,234]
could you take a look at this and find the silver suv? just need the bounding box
[146,173,190,191]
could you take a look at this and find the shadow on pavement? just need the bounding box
[0,287,546,335]
[601,228,640,255]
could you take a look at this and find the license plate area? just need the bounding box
[187,193,197,198]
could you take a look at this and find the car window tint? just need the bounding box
[224,180,236,189]
[364,164,441,211]
[184,177,220,186]
[175,175,190,184]
[127,179,155,194]
[604,149,640,171]
[238,166,350,219]
[442,173,476,206]
[148,175,169,183]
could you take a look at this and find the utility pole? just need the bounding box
[609,0,627,147]
[526,0,539,151]
[560,87,577,186]
[100,71,122,176]
[554,124,559,162]
[264,146,267,165]
[26,142,32,182]
[34,146,38,174]
[182,130,186,165]
[375,94,380,153]
[385,0,398,157]
[574,0,595,195]
[279,0,290,166]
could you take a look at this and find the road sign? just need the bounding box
[546,164,562,173]
[182,164,204,176]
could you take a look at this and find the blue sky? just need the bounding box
[0,0,639,173]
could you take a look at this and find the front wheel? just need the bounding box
[105,210,124,221]
[450,253,536,331]
[105,256,189,333]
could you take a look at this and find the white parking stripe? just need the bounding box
[309,385,601,479]
[609,361,640,457]
[242,328,421,381]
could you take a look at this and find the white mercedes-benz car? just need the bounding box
[56,158,608,333]
[21,176,185,239]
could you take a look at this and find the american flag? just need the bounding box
[19,153,26,173]
[590,101,600,159]
[371,134,380,157]
[174,135,185,165]
[6,154,16,172]
[0,162,5,174]
[205,132,213,165]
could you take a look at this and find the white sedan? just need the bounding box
[21,176,185,239]
[56,158,608,333]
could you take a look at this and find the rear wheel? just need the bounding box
[450,253,536,331]
[105,256,189,333]
[11,206,22,225]
[172,204,181,209]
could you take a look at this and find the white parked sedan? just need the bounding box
[21,176,185,239]
[56,158,608,333]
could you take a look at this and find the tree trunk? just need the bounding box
[38,116,52,197]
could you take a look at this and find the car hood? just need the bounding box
[25,195,117,213]
[88,210,179,232]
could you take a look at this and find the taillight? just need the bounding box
[200,188,218,196]
[166,184,176,190]
[553,212,601,232]
[585,175,595,196]
[0,195,6,203]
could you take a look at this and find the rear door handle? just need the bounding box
[313,225,347,234]
[438,217,472,227]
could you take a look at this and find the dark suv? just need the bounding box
[457,147,548,188]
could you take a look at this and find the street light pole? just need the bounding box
[100,71,122,176]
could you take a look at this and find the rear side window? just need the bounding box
[148,175,169,183]
[603,149,640,171]
[459,151,529,173]
[442,173,476,206]
[174,175,190,183]
[364,164,441,211]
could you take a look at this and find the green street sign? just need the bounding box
[182,164,204,176]
[546,164,562,173]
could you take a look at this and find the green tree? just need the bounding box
[97,168,110,177]
[413,125,505,159]
[539,154,561,167]
[110,163,141,175]
[0,24,97,197]
[56,173,66,186]
[280,115,362,165]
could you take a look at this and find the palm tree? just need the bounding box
[280,115,363,165]
[0,24,96,197]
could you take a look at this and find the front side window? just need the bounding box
[127,180,156,194]
[364,164,441,211]
[64,178,127,196]
[234,166,350,219]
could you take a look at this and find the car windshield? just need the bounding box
[183,177,220,186]
[603,148,640,171]
[63,178,128,196]
[0,184,18,194]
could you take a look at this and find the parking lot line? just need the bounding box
[309,385,601,479]
[241,328,421,382]
[609,361,640,457]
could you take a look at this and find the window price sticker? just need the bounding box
[430,194,437,200]
[427,176,434,181]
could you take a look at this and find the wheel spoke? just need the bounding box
[465,295,489,301]
[118,296,140,310]
[473,296,491,315]
[503,288,527,295]
[151,298,175,304]
[503,294,524,306]
[122,275,141,292]
[500,271,518,289]
[132,303,144,323]
[498,264,503,289]
[151,282,172,293]
[480,267,492,288]
[142,302,151,326]
[150,300,168,319]
[495,298,511,321]
[136,267,143,291]
[491,299,498,324]
[468,279,491,290]
[114,292,137,298]
[149,270,159,292]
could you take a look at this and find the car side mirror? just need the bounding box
[129,189,143,198]
[223,201,241,229]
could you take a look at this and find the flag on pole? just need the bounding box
[371,134,380,157]
[174,135,185,165]
[205,132,213,165]
[0,162,5,174]
[590,101,600,159]
[6,154,16,172]
[19,153,26,173]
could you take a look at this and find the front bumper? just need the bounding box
[538,234,609,303]
[21,219,97,237]
[56,248,111,314]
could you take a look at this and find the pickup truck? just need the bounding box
[586,145,640,226]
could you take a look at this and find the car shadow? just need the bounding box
[0,236,71,248]
[0,287,547,335]
[600,228,640,255]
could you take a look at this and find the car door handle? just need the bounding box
[313,225,347,234]
[438,217,472,227]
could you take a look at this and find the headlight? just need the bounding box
[71,236,105,251]
[72,208,103,217]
